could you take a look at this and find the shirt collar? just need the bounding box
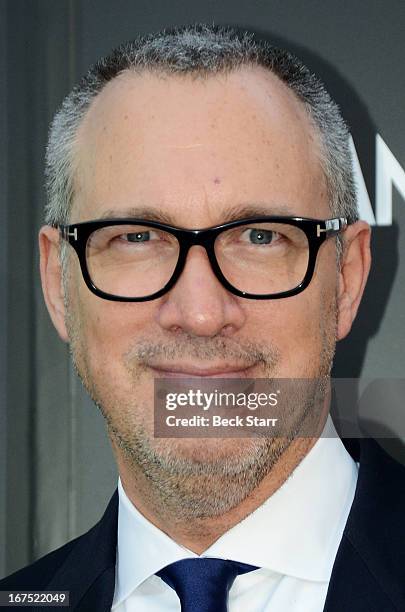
[204,416,358,581]
[113,415,358,605]
[114,479,197,605]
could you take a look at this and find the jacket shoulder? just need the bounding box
[0,490,118,595]
[0,528,95,590]
[325,438,405,611]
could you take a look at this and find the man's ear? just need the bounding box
[39,226,69,343]
[337,220,371,341]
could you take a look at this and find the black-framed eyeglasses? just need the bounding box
[56,216,347,302]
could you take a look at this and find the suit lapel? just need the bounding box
[324,438,405,611]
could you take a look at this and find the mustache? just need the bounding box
[123,334,281,370]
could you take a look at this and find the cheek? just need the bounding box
[72,273,153,375]
[284,296,322,358]
[84,300,151,347]
[246,278,335,374]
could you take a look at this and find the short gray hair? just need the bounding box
[45,24,358,238]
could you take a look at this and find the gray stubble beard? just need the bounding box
[64,274,338,521]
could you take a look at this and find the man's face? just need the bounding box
[43,66,351,517]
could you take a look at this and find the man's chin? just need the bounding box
[151,436,271,465]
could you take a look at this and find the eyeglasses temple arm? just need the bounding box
[324,217,347,238]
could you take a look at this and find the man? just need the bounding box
[1,24,404,612]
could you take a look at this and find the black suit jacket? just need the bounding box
[1,438,404,611]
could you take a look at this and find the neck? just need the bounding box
[114,432,321,554]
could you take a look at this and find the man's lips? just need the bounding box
[149,364,256,378]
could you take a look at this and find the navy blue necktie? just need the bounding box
[156,557,258,611]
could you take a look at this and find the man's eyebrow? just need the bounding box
[98,203,296,226]
[99,207,174,224]
[220,203,296,223]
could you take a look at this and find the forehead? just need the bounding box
[73,66,328,224]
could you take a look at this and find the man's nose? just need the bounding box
[155,245,246,337]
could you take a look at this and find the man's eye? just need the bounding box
[240,228,281,245]
[116,229,168,243]
[121,231,152,243]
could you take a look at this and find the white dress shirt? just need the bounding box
[112,416,358,611]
